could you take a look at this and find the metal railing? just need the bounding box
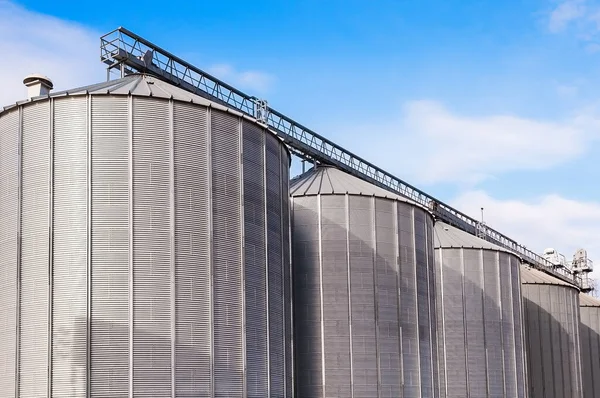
[100,27,581,287]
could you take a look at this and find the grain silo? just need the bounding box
[0,74,292,398]
[521,265,582,398]
[291,165,438,398]
[433,222,527,398]
[578,293,600,398]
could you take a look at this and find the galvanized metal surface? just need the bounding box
[521,265,582,398]
[579,293,600,398]
[434,222,527,398]
[291,166,438,398]
[0,77,292,397]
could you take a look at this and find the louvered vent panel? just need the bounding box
[211,110,243,397]
[52,97,88,397]
[132,97,172,397]
[397,203,420,397]
[173,102,212,396]
[19,101,50,398]
[462,249,486,398]
[0,110,18,395]
[320,194,350,398]
[242,121,268,398]
[291,196,322,398]
[374,198,401,398]
[280,150,292,398]
[348,195,377,397]
[90,96,129,397]
[266,134,285,398]
[482,251,503,397]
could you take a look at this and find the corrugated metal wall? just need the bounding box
[523,280,582,398]
[435,248,527,398]
[580,301,600,398]
[0,94,292,397]
[292,195,437,398]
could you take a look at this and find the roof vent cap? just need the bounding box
[23,74,53,99]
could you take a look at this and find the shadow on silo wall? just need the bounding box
[292,200,437,398]
[580,309,600,398]
[522,289,581,398]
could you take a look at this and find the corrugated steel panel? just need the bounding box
[0,109,19,396]
[90,95,130,397]
[51,97,88,397]
[281,149,293,398]
[173,101,212,396]
[522,268,582,398]
[266,133,285,398]
[435,236,528,398]
[132,97,172,397]
[211,110,244,397]
[580,294,600,398]
[19,101,50,398]
[242,120,268,398]
[291,169,437,398]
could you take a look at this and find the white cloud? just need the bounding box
[451,190,600,283]
[0,1,105,107]
[207,64,274,93]
[549,0,586,32]
[343,100,600,185]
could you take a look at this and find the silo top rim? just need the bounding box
[580,293,600,307]
[290,165,426,209]
[4,74,239,118]
[434,221,518,256]
[520,264,578,289]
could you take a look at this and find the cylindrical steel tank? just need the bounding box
[579,293,600,398]
[433,222,527,398]
[291,165,438,398]
[521,265,582,398]
[0,74,293,398]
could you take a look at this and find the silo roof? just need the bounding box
[520,264,577,288]
[2,74,242,117]
[434,221,515,255]
[580,293,600,307]
[290,166,421,207]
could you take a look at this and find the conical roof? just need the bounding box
[520,264,577,288]
[580,293,600,307]
[434,221,515,254]
[290,166,420,206]
[2,74,241,116]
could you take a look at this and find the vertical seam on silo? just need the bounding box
[169,99,176,398]
[345,194,354,398]
[372,196,381,397]
[317,194,326,397]
[15,105,22,398]
[47,98,54,398]
[460,248,469,397]
[505,255,515,398]
[264,128,271,398]
[394,203,404,392]
[239,117,248,398]
[207,107,214,398]
[534,284,545,397]
[278,140,285,398]
[127,95,133,398]
[412,207,421,396]
[86,95,92,398]
[547,286,557,398]
[480,250,489,398]
[438,248,448,397]
[288,196,295,398]
[517,262,528,397]
[425,215,435,395]
[498,252,506,397]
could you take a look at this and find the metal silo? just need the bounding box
[291,165,438,398]
[579,293,600,398]
[433,222,527,398]
[0,74,293,398]
[521,265,582,398]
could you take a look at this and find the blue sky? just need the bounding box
[2,0,600,282]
